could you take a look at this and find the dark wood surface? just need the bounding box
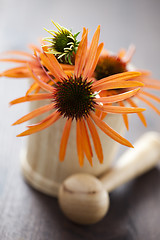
[0,0,160,239]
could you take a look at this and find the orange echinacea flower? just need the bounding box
[9,27,145,166]
[94,45,160,129]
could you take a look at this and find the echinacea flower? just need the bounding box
[10,26,145,166]
[43,21,80,64]
[94,46,160,129]
[0,22,78,95]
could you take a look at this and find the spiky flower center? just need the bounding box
[53,30,75,53]
[53,77,96,119]
[95,55,127,80]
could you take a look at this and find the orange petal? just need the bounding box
[95,108,102,117]
[1,50,34,59]
[90,112,133,148]
[144,84,160,90]
[0,58,28,63]
[37,61,55,84]
[26,82,39,95]
[83,26,100,79]
[12,103,55,125]
[126,98,147,127]
[95,108,107,120]
[34,86,41,94]
[100,112,108,120]
[96,104,145,114]
[117,49,126,59]
[74,28,88,78]
[17,111,61,136]
[76,120,84,166]
[40,53,61,81]
[0,66,30,78]
[87,42,104,78]
[94,71,141,85]
[28,44,41,53]
[122,45,136,63]
[61,64,75,71]
[86,117,103,163]
[27,112,54,127]
[93,80,144,92]
[45,52,68,80]
[136,95,160,115]
[59,118,72,161]
[92,71,141,88]
[139,70,151,76]
[10,93,53,105]
[140,90,160,103]
[81,27,87,38]
[79,119,93,166]
[26,75,47,95]
[140,77,160,89]
[27,64,53,93]
[118,101,129,130]
[95,88,140,104]
[32,68,46,76]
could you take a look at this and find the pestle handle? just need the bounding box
[100,132,160,192]
[58,132,160,225]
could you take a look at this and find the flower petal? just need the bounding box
[74,28,88,78]
[0,58,28,63]
[59,118,72,161]
[1,50,34,58]
[17,111,61,136]
[26,82,39,95]
[61,64,74,71]
[83,25,100,79]
[90,112,133,148]
[118,101,129,130]
[93,80,144,92]
[122,45,136,63]
[86,117,103,163]
[27,64,54,93]
[96,104,145,114]
[126,98,147,127]
[117,49,126,59]
[80,119,93,166]
[45,52,68,80]
[76,120,84,166]
[0,66,30,78]
[95,88,140,104]
[140,90,160,103]
[92,71,142,90]
[10,93,53,105]
[28,44,41,53]
[12,103,55,125]
[136,95,160,115]
[87,42,104,79]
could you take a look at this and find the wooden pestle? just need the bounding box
[58,132,160,225]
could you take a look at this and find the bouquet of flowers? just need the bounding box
[0,21,160,167]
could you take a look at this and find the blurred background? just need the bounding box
[0,0,160,71]
[1,0,160,73]
[0,0,160,238]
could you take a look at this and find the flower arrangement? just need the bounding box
[0,21,160,168]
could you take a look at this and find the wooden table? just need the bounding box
[0,0,160,239]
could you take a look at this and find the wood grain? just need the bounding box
[0,0,160,239]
